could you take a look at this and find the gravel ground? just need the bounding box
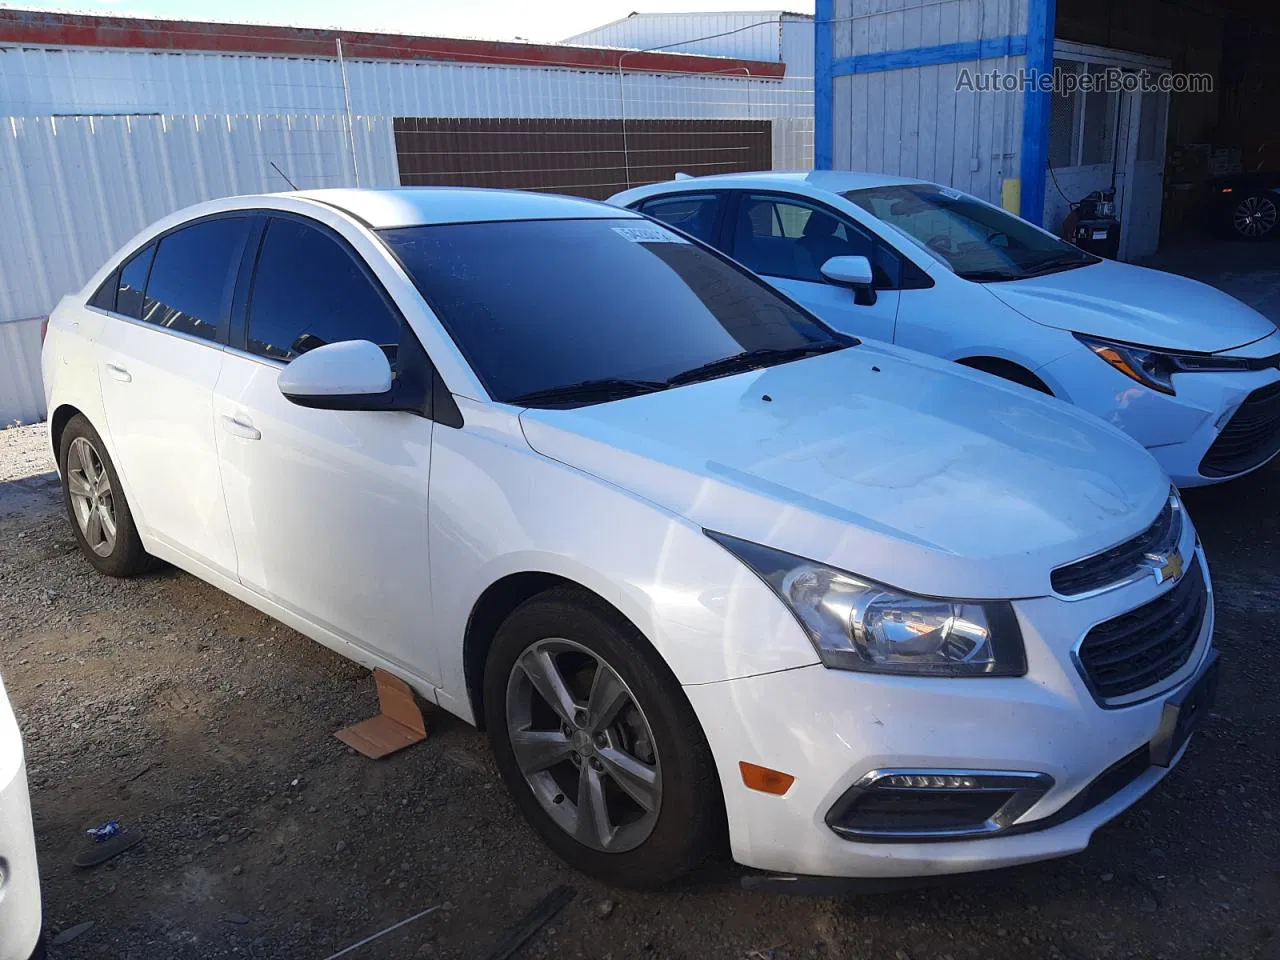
[1,420,1277,960]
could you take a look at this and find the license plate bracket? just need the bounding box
[1149,651,1219,768]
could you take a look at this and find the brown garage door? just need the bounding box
[393,117,772,200]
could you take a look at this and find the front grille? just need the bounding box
[1051,497,1180,596]
[1077,561,1208,702]
[1200,381,1280,478]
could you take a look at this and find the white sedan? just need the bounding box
[44,188,1218,889]
[610,172,1280,487]
[0,672,42,960]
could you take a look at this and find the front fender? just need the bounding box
[428,402,819,713]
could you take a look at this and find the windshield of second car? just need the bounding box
[843,185,1099,282]
[381,218,848,406]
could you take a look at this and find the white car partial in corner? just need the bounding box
[610,171,1280,487]
[0,673,42,960]
[43,188,1218,891]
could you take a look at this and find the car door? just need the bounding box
[721,193,902,342]
[212,214,440,684]
[93,215,252,577]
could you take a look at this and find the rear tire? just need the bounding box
[58,414,155,577]
[484,587,723,888]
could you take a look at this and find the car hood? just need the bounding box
[519,344,1169,600]
[985,259,1277,353]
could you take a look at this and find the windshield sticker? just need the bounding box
[612,225,689,244]
[938,187,965,200]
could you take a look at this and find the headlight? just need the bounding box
[1075,333,1253,395]
[707,532,1026,677]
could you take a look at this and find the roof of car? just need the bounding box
[622,170,928,196]
[287,187,641,228]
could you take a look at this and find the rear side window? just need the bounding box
[638,193,724,244]
[246,218,402,363]
[89,270,119,311]
[141,218,251,342]
[115,245,156,320]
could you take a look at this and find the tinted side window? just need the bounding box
[246,218,402,363]
[89,270,119,311]
[638,194,724,245]
[731,195,894,287]
[142,218,251,342]
[115,245,156,320]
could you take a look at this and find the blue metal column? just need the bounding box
[1019,0,1056,225]
[814,0,834,170]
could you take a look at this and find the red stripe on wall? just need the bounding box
[0,9,786,78]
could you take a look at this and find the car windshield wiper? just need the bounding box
[956,268,1026,282]
[665,340,848,387]
[1019,253,1093,277]
[508,377,669,409]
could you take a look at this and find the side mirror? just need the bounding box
[820,255,878,306]
[277,339,395,411]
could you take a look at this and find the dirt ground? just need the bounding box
[1,417,1277,960]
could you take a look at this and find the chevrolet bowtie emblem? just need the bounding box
[1145,551,1185,585]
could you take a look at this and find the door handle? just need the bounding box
[220,414,261,441]
[104,362,132,383]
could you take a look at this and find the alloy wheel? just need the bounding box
[67,436,117,557]
[1233,196,1278,238]
[505,638,662,853]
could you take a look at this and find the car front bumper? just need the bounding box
[1038,348,1280,487]
[684,556,1215,881]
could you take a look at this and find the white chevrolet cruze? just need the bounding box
[1,672,42,960]
[610,172,1280,488]
[43,188,1219,890]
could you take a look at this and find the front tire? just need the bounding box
[58,414,155,577]
[484,588,723,888]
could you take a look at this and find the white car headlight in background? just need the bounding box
[1074,332,1255,396]
[708,532,1026,677]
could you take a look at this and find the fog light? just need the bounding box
[881,774,980,790]
[826,769,1053,842]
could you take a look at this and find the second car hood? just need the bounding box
[519,344,1169,600]
[986,259,1277,352]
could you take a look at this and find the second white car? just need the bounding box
[611,171,1280,487]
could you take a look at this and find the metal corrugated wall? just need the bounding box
[0,113,398,424]
[0,319,45,427]
[0,46,805,122]
[823,0,1034,208]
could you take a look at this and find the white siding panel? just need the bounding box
[0,318,45,427]
[0,47,807,127]
[833,55,1023,205]
[836,0,1030,57]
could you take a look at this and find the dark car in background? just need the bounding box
[1210,172,1280,240]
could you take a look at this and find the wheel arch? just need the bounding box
[49,402,83,465]
[463,571,596,731]
[956,356,1055,395]
[48,403,149,535]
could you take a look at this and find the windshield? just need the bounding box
[381,218,848,406]
[843,185,1099,282]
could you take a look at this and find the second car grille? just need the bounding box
[1077,561,1208,702]
[1200,381,1280,478]
[1051,496,1181,596]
